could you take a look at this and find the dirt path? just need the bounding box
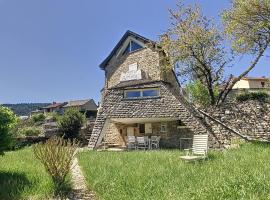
[68,157,95,200]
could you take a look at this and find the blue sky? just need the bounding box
[0,0,269,104]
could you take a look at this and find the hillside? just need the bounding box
[2,103,50,116]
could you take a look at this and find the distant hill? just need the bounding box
[2,103,50,116]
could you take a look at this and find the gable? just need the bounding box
[99,30,153,69]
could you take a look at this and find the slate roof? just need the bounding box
[42,103,66,109]
[109,79,161,89]
[63,99,97,110]
[99,30,154,69]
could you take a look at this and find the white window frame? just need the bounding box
[124,88,160,99]
[160,123,167,133]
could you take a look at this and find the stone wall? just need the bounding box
[203,100,270,141]
[105,48,161,88]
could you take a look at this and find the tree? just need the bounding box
[160,2,230,106]
[186,80,219,107]
[58,108,86,139]
[161,0,270,106]
[219,0,270,103]
[0,106,18,155]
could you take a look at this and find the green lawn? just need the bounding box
[78,143,270,200]
[0,148,54,200]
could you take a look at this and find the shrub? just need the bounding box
[185,80,219,107]
[18,126,41,136]
[236,92,269,102]
[31,113,46,124]
[58,108,86,139]
[33,137,79,196]
[0,106,18,155]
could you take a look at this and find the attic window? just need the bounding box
[122,41,143,55]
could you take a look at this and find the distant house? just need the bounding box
[232,76,270,94]
[63,99,98,119]
[42,102,67,114]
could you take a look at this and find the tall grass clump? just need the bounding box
[33,137,79,197]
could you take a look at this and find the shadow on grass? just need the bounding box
[0,171,31,200]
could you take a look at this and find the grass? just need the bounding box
[78,143,270,200]
[0,148,54,200]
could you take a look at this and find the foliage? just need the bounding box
[58,108,86,139]
[2,103,50,116]
[223,0,270,54]
[79,143,270,200]
[45,112,60,122]
[162,0,270,105]
[33,137,79,196]
[0,148,55,199]
[17,126,41,136]
[31,113,46,124]
[0,106,18,155]
[186,81,219,107]
[236,91,269,102]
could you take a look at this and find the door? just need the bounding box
[127,127,135,136]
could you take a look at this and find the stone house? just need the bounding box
[63,99,98,119]
[88,31,224,149]
[42,102,67,114]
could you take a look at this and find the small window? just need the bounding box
[122,40,143,55]
[125,91,141,98]
[161,124,167,132]
[261,82,265,88]
[142,89,159,97]
[139,124,145,134]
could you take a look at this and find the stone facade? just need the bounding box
[88,31,238,149]
[105,48,161,89]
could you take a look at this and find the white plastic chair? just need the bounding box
[127,136,136,150]
[180,134,208,161]
[151,136,160,149]
[137,137,147,150]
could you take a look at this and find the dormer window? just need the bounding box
[122,40,143,55]
[124,88,160,99]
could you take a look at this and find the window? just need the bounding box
[125,91,141,98]
[122,40,143,55]
[261,82,265,88]
[139,124,145,134]
[124,88,160,99]
[143,89,159,97]
[161,124,167,132]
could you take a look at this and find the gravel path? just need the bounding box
[68,157,95,200]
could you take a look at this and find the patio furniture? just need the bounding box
[180,134,208,161]
[127,136,137,150]
[151,136,160,149]
[144,136,151,149]
[137,137,147,150]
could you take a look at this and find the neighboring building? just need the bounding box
[233,76,270,90]
[88,31,211,149]
[63,99,98,119]
[42,102,67,114]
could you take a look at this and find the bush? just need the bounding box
[58,108,86,139]
[33,137,79,196]
[0,106,18,155]
[186,80,219,107]
[31,113,46,124]
[18,126,41,136]
[236,92,269,102]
